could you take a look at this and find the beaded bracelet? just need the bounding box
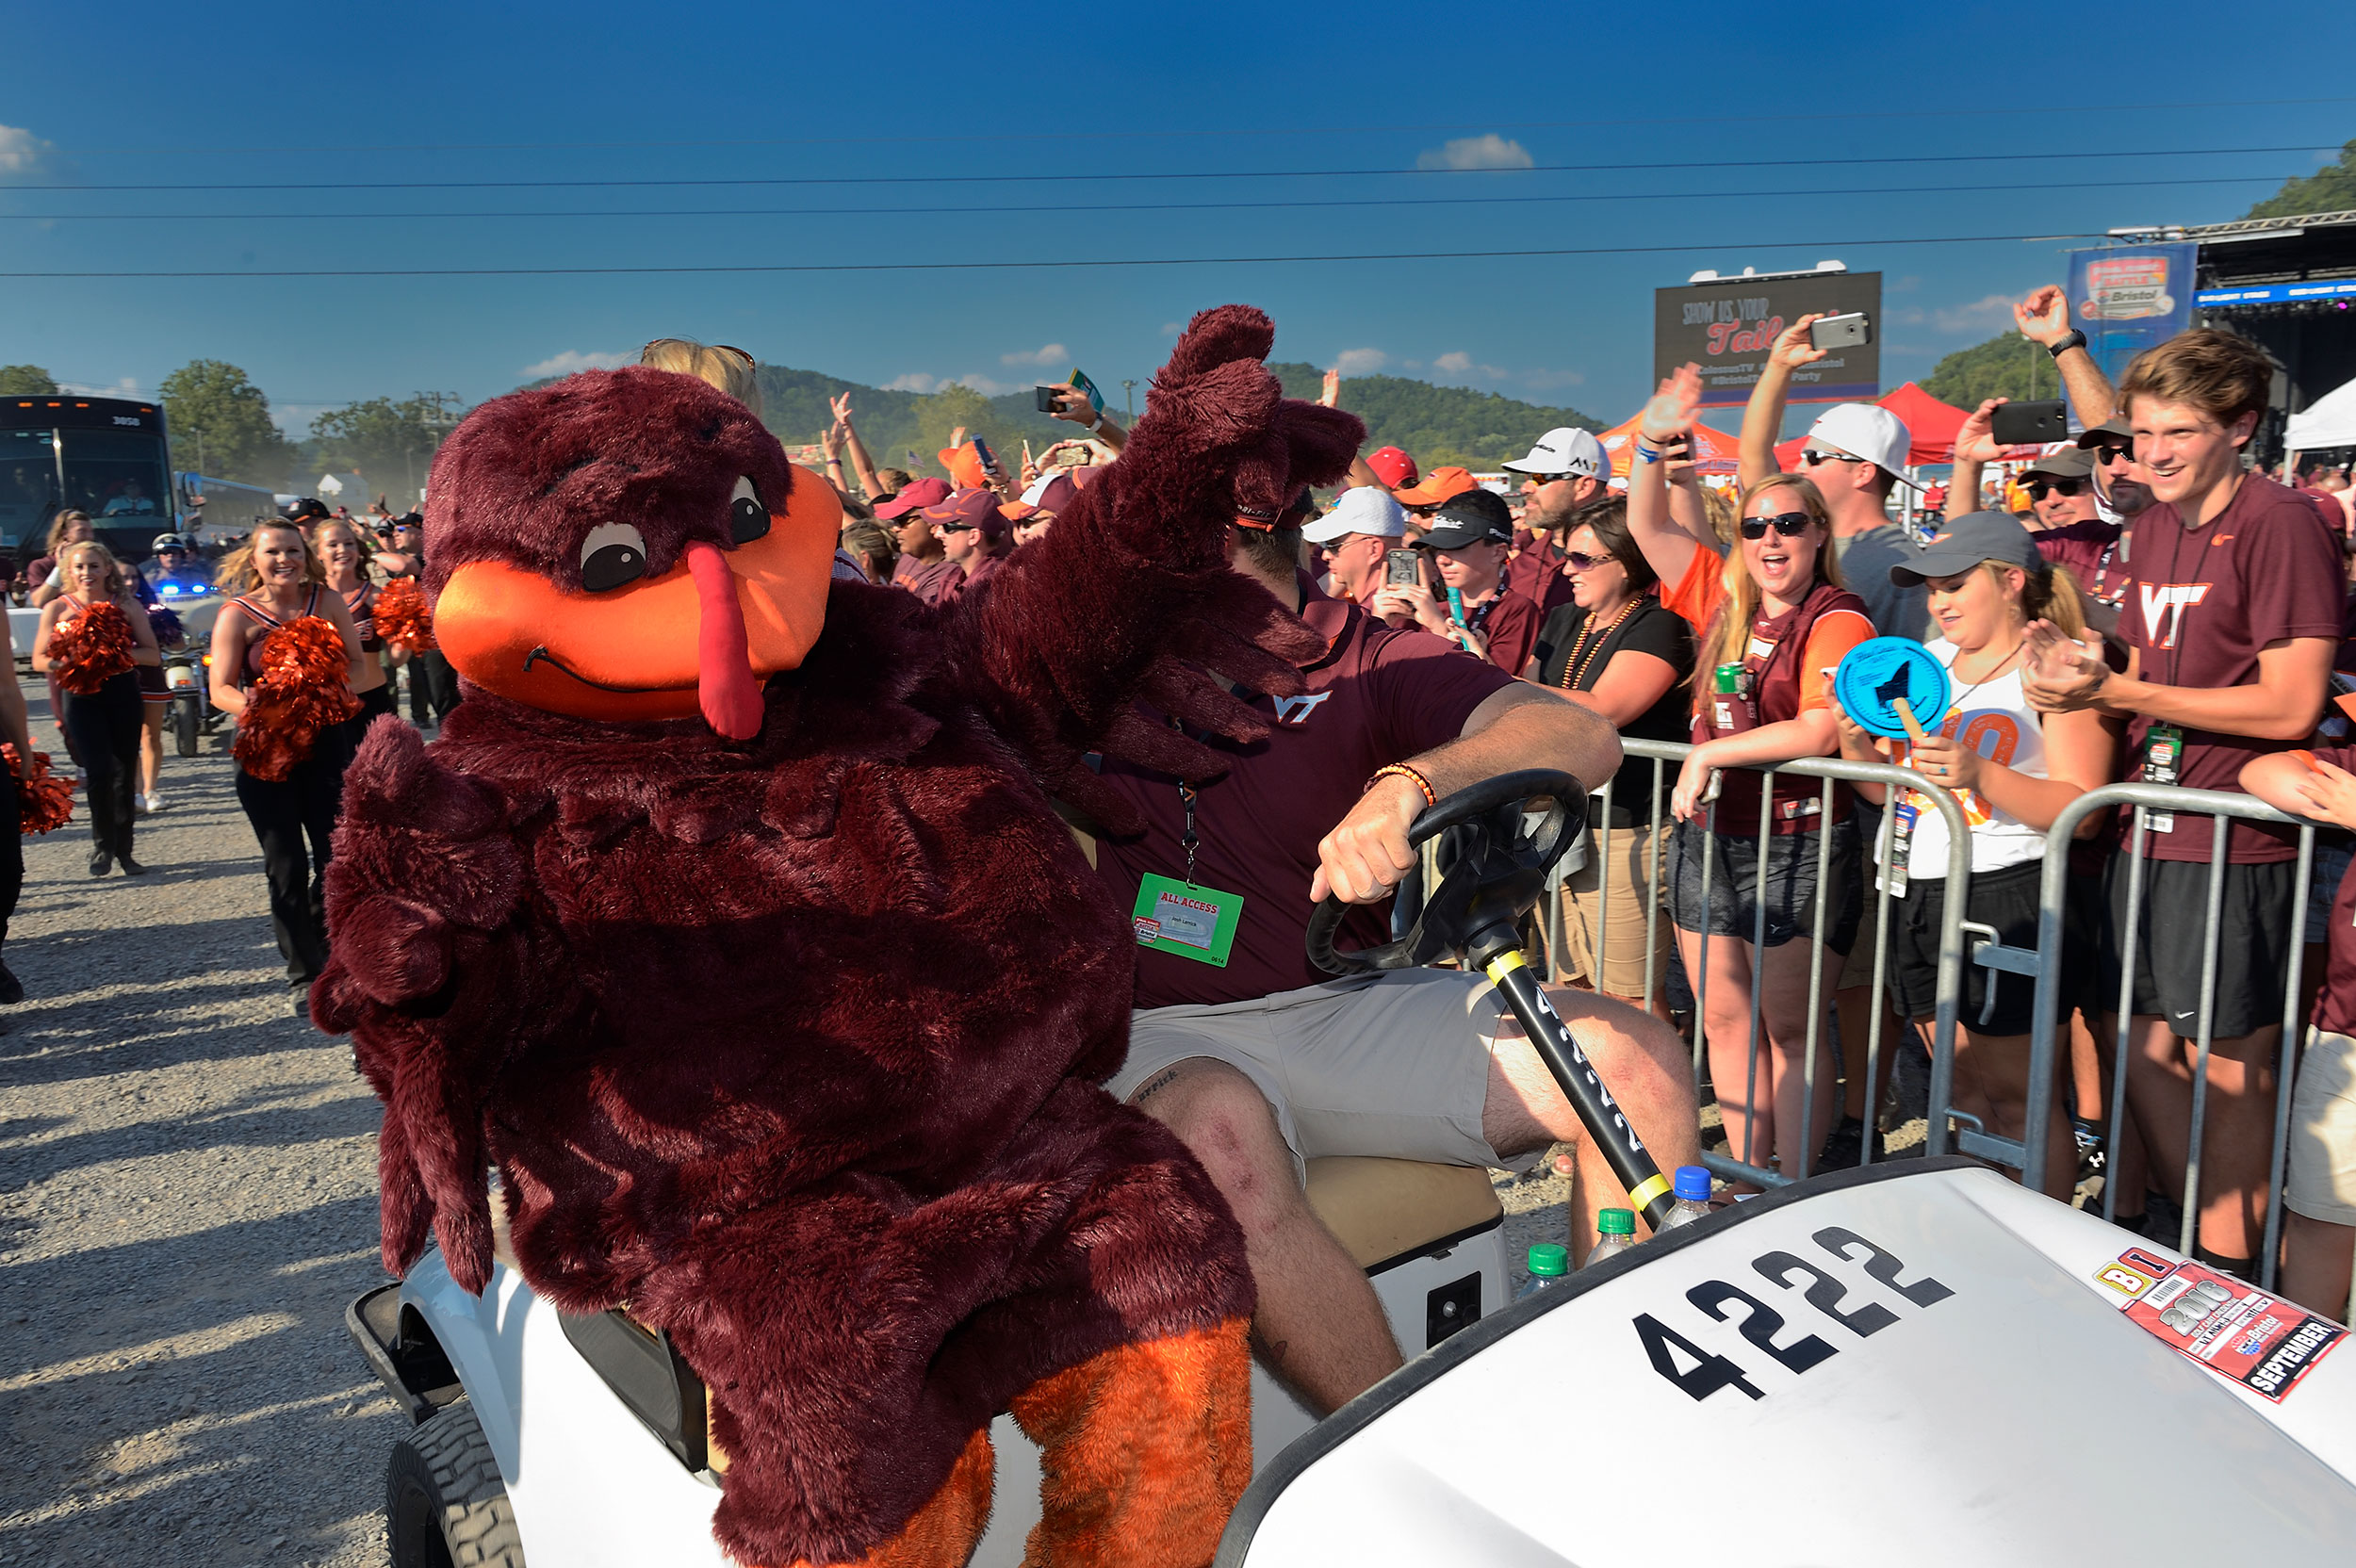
[1366,762,1437,807]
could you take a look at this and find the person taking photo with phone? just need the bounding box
[1301,485,1411,605]
[1739,315,1928,644]
[1382,490,1548,675]
[1630,363,1875,1181]
[2021,328,2342,1278]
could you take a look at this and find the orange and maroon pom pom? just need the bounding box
[3,744,74,834]
[232,614,363,781]
[373,578,436,652]
[46,600,137,695]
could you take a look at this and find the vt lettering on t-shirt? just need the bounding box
[2121,473,2344,864]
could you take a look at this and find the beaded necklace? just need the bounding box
[1557,591,1646,692]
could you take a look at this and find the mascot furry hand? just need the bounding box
[317,306,1362,1568]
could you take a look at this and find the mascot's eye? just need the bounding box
[729,478,770,545]
[579,522,650,592]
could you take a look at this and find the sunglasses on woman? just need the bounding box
[1739,511,1813,540]
[1563,550,1615,572]
[2025,478,2086,500]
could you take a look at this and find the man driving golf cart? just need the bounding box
[1089,494,1705,1413]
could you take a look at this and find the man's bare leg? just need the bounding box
[1487,986,1703,1264]
[1128,1058,1401,1415]
[2281,1211,2356,1319]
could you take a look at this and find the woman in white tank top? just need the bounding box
[1834,512,2117,1197]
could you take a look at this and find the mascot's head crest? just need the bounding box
[421,367,840,738]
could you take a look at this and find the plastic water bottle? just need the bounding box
[1517,1243,1569,1299]
[1585,1208,1637,1266]
[1656,1166,1714,1232]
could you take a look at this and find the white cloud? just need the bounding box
[0,123,55,181]
[1432,351,1474,375]
[1333,348,1389,377]
[999,342,1071,368]
[1930,292,2028,335]
[1415,135,1534,172]
[523,349,633,379]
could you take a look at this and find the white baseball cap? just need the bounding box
[1803,403,1918,487]
[1301,484,1408,544]
[1502,426,1610,481]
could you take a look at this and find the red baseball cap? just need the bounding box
[875,477,951,520]
[1366,447,1417,489]
[1003,472,1076,521]
[920,486,1010,543]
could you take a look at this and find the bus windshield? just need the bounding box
[0,428,57,550]
[60,428,170,522]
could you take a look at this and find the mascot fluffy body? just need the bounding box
[317,308,1362,1567]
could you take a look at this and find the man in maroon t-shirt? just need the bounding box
[2025,329,2341,1276]
[927,486,1013,606]
[1091,509,1698,1415]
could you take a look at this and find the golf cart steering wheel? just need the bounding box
[1305,769,1585,977]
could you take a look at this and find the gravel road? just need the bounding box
[0,701,407,1568]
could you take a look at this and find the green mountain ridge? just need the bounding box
[527,360,1601,482]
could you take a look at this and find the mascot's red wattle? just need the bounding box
[316,307,1362,1568]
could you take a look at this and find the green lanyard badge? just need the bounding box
[1132,776,1245,967]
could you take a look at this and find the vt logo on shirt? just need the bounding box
[2138,582,2212,649]
[1270,693,1333,727]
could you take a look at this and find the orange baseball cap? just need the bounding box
[1392,466,1477,508]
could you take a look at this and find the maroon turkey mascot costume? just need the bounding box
[314,307,1363,1568]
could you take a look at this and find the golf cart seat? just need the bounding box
[1302,1157,1502,1271]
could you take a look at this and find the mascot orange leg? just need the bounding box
[778,1428,994,1568]
[1010,1318,1253,1568]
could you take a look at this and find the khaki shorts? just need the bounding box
[2287,1027,2356,1226]
[1109,972,1533,1186]
[1564,821,1674,1002]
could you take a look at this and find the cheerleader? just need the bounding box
[33,543,160,876]
[313,519,400,723]
[208,523,364,1016]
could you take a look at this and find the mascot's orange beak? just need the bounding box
[434,477,843,739]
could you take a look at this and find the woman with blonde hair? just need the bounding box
[210,521,366,1016]
[1625,364,1876,1181]
[33,541,161,874]
[311,518,400,722]
[1834,513,2113,1196]
[640,339,761,416]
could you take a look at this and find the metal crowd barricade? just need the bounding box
[2021,784,2318,1290]
[1544,739,1974,1192]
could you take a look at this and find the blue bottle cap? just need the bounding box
[1674,1165,1712,1202]
[1833,637,1952,741]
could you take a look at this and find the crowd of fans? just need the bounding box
[8,304,2356,1348]
[791,297,2356,1322]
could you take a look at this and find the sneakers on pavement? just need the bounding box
[145,790,166,813]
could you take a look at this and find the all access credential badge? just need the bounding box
[1130,873,1243,968]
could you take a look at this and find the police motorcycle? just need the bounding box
[145,536,224,758]
[347,774,2356,1568]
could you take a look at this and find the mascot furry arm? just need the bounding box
[317,306,1363,1568]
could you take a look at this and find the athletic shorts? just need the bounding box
[2099,855,2299,1041]
[1108,972,1536,1187]
[2286,1027,2356,1226]
[1884,860,2050,1037]
[2061,862,2112,1019]
[1668,816,1860,955]
[137,663,169,706]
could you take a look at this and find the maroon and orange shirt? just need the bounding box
[1094,579,1515,1010]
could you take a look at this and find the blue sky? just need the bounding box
[4,0,2349,438]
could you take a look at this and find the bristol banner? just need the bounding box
[1655,270,1882,408]
[2067,243,2198,384]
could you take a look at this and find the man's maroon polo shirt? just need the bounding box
[1093,579,1516,1010]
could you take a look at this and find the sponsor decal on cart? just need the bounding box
[2119,1259,2344,1403]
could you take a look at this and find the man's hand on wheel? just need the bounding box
[1310,774,1427,904]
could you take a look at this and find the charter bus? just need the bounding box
[177,471,284,536]
[0,393,173,564]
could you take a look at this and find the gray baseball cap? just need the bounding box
[1889,510,2046,586]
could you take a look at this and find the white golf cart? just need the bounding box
[349,774,2356,1566]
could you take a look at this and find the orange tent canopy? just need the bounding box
[1595,413,1741,478]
